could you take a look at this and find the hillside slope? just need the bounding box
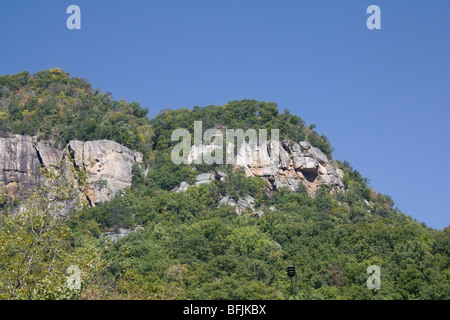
[0,70,448,300]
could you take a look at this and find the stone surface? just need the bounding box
[67,140,143,205]
[186,138,345,194]
[218,194,257,215]
[215,170,228,181]
[299,141,311,150]
[36,140,64,168]
[0,134,41,196]
[195,173,215,185]
[218,195,237,208]
[293,154,319,173]
[308,146,329,166]
[0,134,142,205]
[172,181,190,193]
[280,144,291,169]
[101,226,143,242]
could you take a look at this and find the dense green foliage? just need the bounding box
[65,164,448,300]
[149,100,333,156]
[0,69,333,157]
[0,69,153,158]
[0,70,448,300]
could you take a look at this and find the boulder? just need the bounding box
[308,146,329,165]
[215,170,228,181]
[101,226,143,242]
[172,181,190,192]
[299,141,311,150]
[293,155,319,173]
[195,173,215,185]
[218,194,257,215]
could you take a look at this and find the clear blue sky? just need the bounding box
[0,1,448,229]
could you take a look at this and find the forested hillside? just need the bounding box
[0,70,448,300]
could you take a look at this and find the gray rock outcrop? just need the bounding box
[218,194,261,215]
[186,139,344,194]
[270,141,344,193]
[0,135,42,196]
[195,173,215,186]
[101,226,143,242]
[0,134,142,206]
[67,140,143,205]
[172,181,191,193]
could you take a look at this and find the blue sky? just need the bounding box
[0,1,448,229]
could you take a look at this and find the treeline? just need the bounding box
[0,70,333,159]
[0,69,153,158]
[149,100,333,156]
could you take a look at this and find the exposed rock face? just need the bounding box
[218,194,262,216]
[172,181,191,193]
[0,134,142,205]
[195,173,215,186]
[215,170,228,181]
[267,140,345,193]
[101,226,143,242]
[172,169,231,193]
[36,140,64,168]
[68,140,143,205]
[186,139,344,194]
[0,135,41,196]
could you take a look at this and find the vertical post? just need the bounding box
[287,265,296,300]
[291,276,295,300]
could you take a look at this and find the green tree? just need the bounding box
[0,169,101,299]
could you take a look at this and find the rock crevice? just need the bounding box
[186,139,344,194]
[0,134,143,205]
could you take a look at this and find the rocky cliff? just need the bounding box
[0,134,143,206]
[185,139,344,194]
[1,133,344,211]
[0,135,42,196]
[67,139,143,204]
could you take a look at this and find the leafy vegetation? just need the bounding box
[0,70,448,300]
[0,69,153,159]
[0,69,333,158]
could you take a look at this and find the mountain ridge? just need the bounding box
[0,69,448,300]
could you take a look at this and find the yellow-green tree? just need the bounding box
[0,168,102,299]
